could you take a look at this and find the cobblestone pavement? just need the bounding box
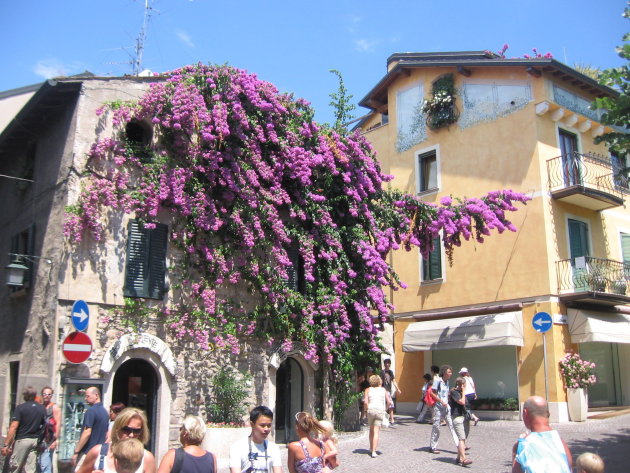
[279,413,630,473]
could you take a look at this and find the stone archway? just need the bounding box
[268,347,317,443]
[100,333,174,462]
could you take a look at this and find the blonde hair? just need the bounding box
[369,374,382,387]
[181,415,206,445]
[111,408,150,445]
[112,438,144,473]
[318,420,338,446]
[294,412,325,436]
[576,452,605,473]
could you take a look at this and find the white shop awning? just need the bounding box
[567,309,630,344]
[402,311,524,352]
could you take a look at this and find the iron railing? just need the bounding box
[557,256,630,295]
[546,152,624,200]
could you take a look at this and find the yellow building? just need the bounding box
[357,51,630,421]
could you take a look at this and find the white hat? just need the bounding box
[459,367,469,373]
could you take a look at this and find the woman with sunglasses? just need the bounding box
[77,407,156,473]
[288,412,332,473]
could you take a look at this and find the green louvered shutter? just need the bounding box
[286,240,300,292]
[422,237,442,281]
[124,220,167,299]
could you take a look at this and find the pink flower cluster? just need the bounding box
[559,352,597,389]
[64,63,529,370]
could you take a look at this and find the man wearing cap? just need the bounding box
[459,367,479,425]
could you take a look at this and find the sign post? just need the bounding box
[62,331,93,364]
[532,311,553,401]
[71,300,90,332]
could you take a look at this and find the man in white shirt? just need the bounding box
[229,406,282,473]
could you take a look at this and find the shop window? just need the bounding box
[422,237,442,282]
[123,220,168,299]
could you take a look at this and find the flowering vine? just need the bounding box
[64,63,529,386]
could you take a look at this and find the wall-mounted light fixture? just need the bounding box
[5,253,53,287]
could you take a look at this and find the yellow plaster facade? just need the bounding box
[361,52,630,421]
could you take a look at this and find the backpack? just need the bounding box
[423,383,437,407]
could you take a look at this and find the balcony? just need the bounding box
[557,257,630,306]
[546,152,625,211]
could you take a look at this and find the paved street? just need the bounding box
[279,413,630,473]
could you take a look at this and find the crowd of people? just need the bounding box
[2,376,608,473]
[1,387,340,473]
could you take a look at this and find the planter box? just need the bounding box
[203,426,250,469]
[475,410,520,421]
[567,388,588,422]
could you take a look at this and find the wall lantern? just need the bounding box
[5,253,53,288]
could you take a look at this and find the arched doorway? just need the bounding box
[275,358,303,444]
[112,359,158,452]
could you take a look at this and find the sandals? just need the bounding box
[430,449,441,454]
[457,458,473,467]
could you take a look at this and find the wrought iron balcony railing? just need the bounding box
[546,152,624,206]
[557,256,630,295]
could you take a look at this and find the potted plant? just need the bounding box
[559,352,597,421]
[503,397,518,411]
[204,367,252,457]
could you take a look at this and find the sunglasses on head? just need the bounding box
[294,412,307,422]
[121,426,143,435]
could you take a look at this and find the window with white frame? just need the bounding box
[416,150,438,193]
[422,236,443,282]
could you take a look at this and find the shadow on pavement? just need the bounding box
[567,427,630,473]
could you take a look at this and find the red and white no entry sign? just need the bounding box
[62,331,93,364]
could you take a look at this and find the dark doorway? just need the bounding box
[275,358,303,444]
[112,359,158,452]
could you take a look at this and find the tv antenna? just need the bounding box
[132,0,154,75]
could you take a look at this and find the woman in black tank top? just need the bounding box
[157,416,217,473]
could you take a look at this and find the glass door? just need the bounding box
[580,343,620,407]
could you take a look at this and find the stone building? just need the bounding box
[0,76,321,465]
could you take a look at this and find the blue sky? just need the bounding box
[0,0,627,124]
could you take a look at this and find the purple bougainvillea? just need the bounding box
[65,63,529,368]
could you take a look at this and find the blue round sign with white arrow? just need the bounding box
[71,300,90,332]
[532,311,553,333]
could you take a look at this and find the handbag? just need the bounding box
[423,386,436,407]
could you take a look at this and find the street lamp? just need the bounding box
[5,253,53,288]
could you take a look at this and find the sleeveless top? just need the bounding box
[367,387,387,412]
[294,440,324,473]
[515,430,571,473]
[181,450,215,473]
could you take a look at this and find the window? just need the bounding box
[396,83,426,151]
[621,233,630,277]
[124,120,153,161]
[422,237,442,282]
[417,150,438,193]
[460,81,532,128]
[612,153,629,190]
[124,220,168,299]
[285,239,305,294]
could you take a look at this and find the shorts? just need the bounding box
[453,416,466,440]
[367,409,385,427]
